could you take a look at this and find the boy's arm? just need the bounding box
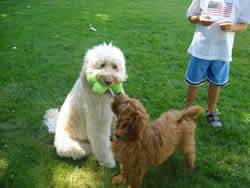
[231,23,248,32]
[218,20,248,32]
[189,16,248,32]
[188,15,215,26]
[188,15,200,24]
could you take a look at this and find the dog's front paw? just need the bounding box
[112,174,126,184]
[186,166,195,173]
[99,159,116,168]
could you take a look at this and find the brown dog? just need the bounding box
[111,94,202,188]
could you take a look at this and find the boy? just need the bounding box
[185,0,250,127]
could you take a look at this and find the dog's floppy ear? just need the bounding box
[178,106,203,123]
[127,110,149,140]
[126,115,137,140]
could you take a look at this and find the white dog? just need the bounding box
[43,43,127,168]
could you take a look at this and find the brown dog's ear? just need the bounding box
[127,111,148,140]
[126,116,137,140]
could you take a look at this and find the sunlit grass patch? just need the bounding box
[96,14,110,22]
[240,112,250,124]
[50,156,114,188]
[0,158,8,177]
[52,166,101,188]
[1,14,8,17]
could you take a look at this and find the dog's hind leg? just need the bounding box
[54,131,91,160]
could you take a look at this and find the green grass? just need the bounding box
[0,0,249,187]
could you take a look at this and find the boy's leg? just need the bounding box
[208,84,220,112]
[185,56,208,109]
[206,60,229,128]
[185,85,199,109]
[206,84,222,127]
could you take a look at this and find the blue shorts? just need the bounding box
[185,56,230,87]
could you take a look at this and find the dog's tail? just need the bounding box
[43,108,59,134]
[178,106,203,123]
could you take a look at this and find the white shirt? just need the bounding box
[187,0,250,62]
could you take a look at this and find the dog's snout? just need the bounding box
[104,80,113,85]
[98,76,113,86]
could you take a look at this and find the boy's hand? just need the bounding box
[217,20,233,32]
[218,20,248,32]
[199,15,215,26]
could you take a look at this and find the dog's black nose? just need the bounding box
[104,80,112,85]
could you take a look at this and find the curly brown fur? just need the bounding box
[111,94,203,188]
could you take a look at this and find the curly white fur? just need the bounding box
[43,43,127,168]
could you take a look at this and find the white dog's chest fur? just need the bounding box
[60,78,114,139]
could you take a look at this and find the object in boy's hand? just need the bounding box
[200,15,215,22]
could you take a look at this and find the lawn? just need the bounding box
[0,0,249,187]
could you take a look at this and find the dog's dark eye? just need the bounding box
[100,63,105,68]
[112,65,117,69]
